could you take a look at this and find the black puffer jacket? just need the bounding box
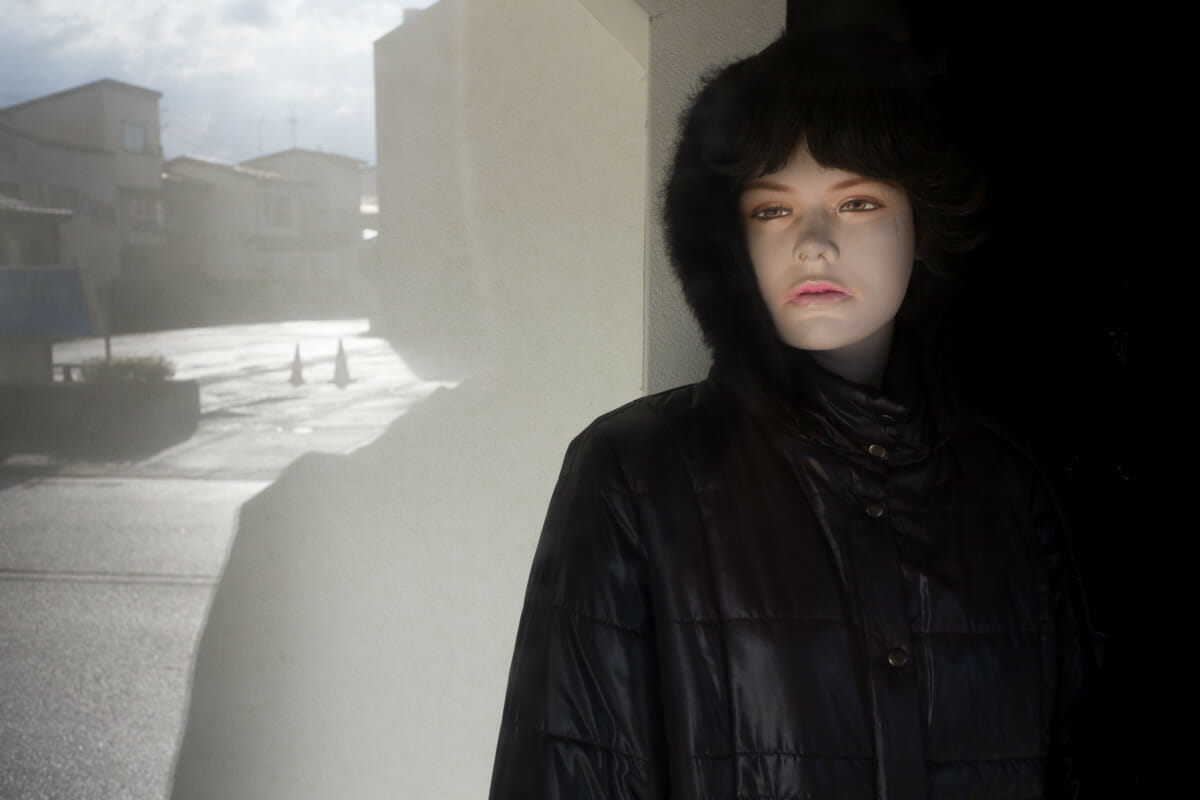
[488,322,1092,799]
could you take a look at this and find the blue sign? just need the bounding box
[0,268,95,337]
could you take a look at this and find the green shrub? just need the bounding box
[81,355,176,383]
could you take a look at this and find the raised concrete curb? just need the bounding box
[0,380,200,458]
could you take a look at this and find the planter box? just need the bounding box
[0,380,201,459]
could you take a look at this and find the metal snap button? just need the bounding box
[865,502,885,519]
[887,647,909,668]
[867,443,887,460]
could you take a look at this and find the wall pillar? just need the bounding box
[639,0,786,392]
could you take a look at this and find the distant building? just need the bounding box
[3,81,369,330]
[241,148,366,253]
[0,79,165,289]
[160,149,370,323]
[164,155,309,282]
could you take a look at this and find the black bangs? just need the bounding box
[664,27,988,384]
[718,33,931,180]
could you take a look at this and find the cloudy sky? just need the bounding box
[0,0,439,165]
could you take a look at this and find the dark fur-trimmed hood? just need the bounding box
[661,108,957,401]
[661,63,785,389]
[660,31,980,401]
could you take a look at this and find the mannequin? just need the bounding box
[489,29,1095,799]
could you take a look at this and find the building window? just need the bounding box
[123,122,147,153]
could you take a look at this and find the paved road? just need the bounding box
[0,478,268,800]
[45,319,450,481]
[0,320,448,799]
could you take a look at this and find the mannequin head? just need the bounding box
[665,29,986,388]
[741,142,916,385]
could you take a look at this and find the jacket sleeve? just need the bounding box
[1031,469,1099,800]
[489,424,668,800]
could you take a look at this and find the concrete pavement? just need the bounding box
[0,320,449,799]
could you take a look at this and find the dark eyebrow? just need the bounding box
[828,176,891,191]
[742,179,793,193]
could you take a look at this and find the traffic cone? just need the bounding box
[333,339,350,388]
[289,343,305,386]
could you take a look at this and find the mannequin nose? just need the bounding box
[793,214,838,263]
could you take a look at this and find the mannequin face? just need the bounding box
[741,144,916,384]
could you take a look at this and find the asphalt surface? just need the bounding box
[0,320,447,800]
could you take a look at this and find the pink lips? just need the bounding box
[787,280,851,306]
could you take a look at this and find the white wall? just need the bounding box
[375,0,648,410]
[373,4,652,787]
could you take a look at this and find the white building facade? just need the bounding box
[162,149,369,323]
[0,79,165,288]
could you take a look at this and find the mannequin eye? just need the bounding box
[751,205,791,221]
[839,198,882,212]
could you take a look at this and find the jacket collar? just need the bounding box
[710,323,947,466]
